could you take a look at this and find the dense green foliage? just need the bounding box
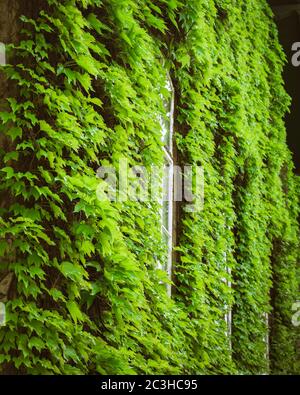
[0,0,299,374]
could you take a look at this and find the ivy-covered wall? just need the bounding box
[0,0,299,375]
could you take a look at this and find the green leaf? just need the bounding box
[76,55,98,75]
[7,127,22,141]
[28,337,44,352]
[66,301,83,323]
[0,166,14,179]
[60,261,87,283]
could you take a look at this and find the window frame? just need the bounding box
[0,42,6,66]
[159,73,175,297]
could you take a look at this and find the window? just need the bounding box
[0,302,5,326]
[264,312,269,367]
[0,272,13,327]
[0,42,6,66]
[159,75,175,296]
[223,253,232,344]
[225,266,232,344]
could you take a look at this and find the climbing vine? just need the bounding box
[0,0,299,374]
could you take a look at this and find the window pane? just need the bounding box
[0,43,6,66]
[160,114,171,150]
[160,77,174,153]
[158,73,174,296]
[161,227,171,272]
[162,163,170,230]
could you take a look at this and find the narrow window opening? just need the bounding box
[223,252,232,346]
[159,74,175,296]
[264,312,270,370]
[0,42,6,66]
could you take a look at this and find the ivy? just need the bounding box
[0,0,299,374]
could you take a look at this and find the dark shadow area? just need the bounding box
[269,1,300,174]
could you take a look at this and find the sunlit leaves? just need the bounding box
[0,0,298,377]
